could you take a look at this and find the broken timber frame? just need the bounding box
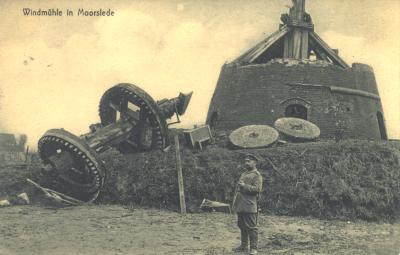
[232,0,349,69]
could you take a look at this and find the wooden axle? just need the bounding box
[83,119,138,152]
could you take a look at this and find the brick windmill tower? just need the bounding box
[206,0,387,140]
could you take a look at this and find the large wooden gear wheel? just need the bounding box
[99,83,169,152]
[38,129,106,203]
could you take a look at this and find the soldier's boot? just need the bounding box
[232,245,248,252]
[248,229,258,255]
[232,229,249,252]
[249,249,258,255]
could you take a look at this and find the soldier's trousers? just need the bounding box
[237,213,258,249]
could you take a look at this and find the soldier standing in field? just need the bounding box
[232,153,263,255]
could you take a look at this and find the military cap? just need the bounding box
[243,153,260,162]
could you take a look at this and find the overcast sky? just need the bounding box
[0,0,399,147]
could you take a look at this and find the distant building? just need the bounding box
[0,133,27,164]
[206,0,387,140]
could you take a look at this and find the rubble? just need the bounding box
[0,192,30,207]
[0,199,10,207]
[200,199,231,213]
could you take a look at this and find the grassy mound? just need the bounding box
[1,138,399,221]
[99,139,400,221]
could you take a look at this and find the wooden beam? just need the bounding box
[295,0,305,21]
[247,26,290,63]
[292,29,302,59]
[309,32,350,68]
[174,135,186,214]
[233,26,290,63]
[300,30,309,59]
[309,36,329,61]
[285,31,294,58]
[283,33,289,58]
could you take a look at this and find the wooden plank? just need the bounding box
[309,32,350,68]
[309,38,329,61]
[301,30,309,59]
[247,27,290,63]
[174,135,186,214]
[233,26,290,63]
[247,27,290,62]
[26,178,85,205]
[292,29,302,59]
[287,31,293,58]
[294,0,305,21]
[283,35,289,58]
[289,0,305,22]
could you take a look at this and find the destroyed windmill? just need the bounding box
[207,0,387,140]
[36,83,192,203]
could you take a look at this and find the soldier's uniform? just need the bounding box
[232,166,263,252]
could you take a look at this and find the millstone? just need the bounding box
[274,117,320,141]
[229,125,279,148]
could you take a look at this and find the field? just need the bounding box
[0,139,399,254]
[0,205,399,255]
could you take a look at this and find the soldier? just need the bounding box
[232,153,263,255]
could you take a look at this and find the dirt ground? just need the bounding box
[0,204,398,255]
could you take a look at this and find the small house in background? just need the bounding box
[0,133,27,164]
[206,0,387,140]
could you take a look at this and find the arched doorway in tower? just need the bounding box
[285,104,308,120]
[376,111,387,140]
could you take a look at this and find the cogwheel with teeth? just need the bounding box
[99,83,169,152]
[38,129,106,203]
[36,82,192,204]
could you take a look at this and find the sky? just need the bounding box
[0,0,399,148]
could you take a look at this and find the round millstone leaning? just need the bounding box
[274,117,320,142]
[229,125,279,148]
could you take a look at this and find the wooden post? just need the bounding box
[174,135,186,214]
[292,29,302,59]
[301,30,309,59]
[284,0,309,59]
[283,35,289,58]
[25,146,29,162]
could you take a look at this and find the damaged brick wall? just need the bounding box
[206,60,386,140]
